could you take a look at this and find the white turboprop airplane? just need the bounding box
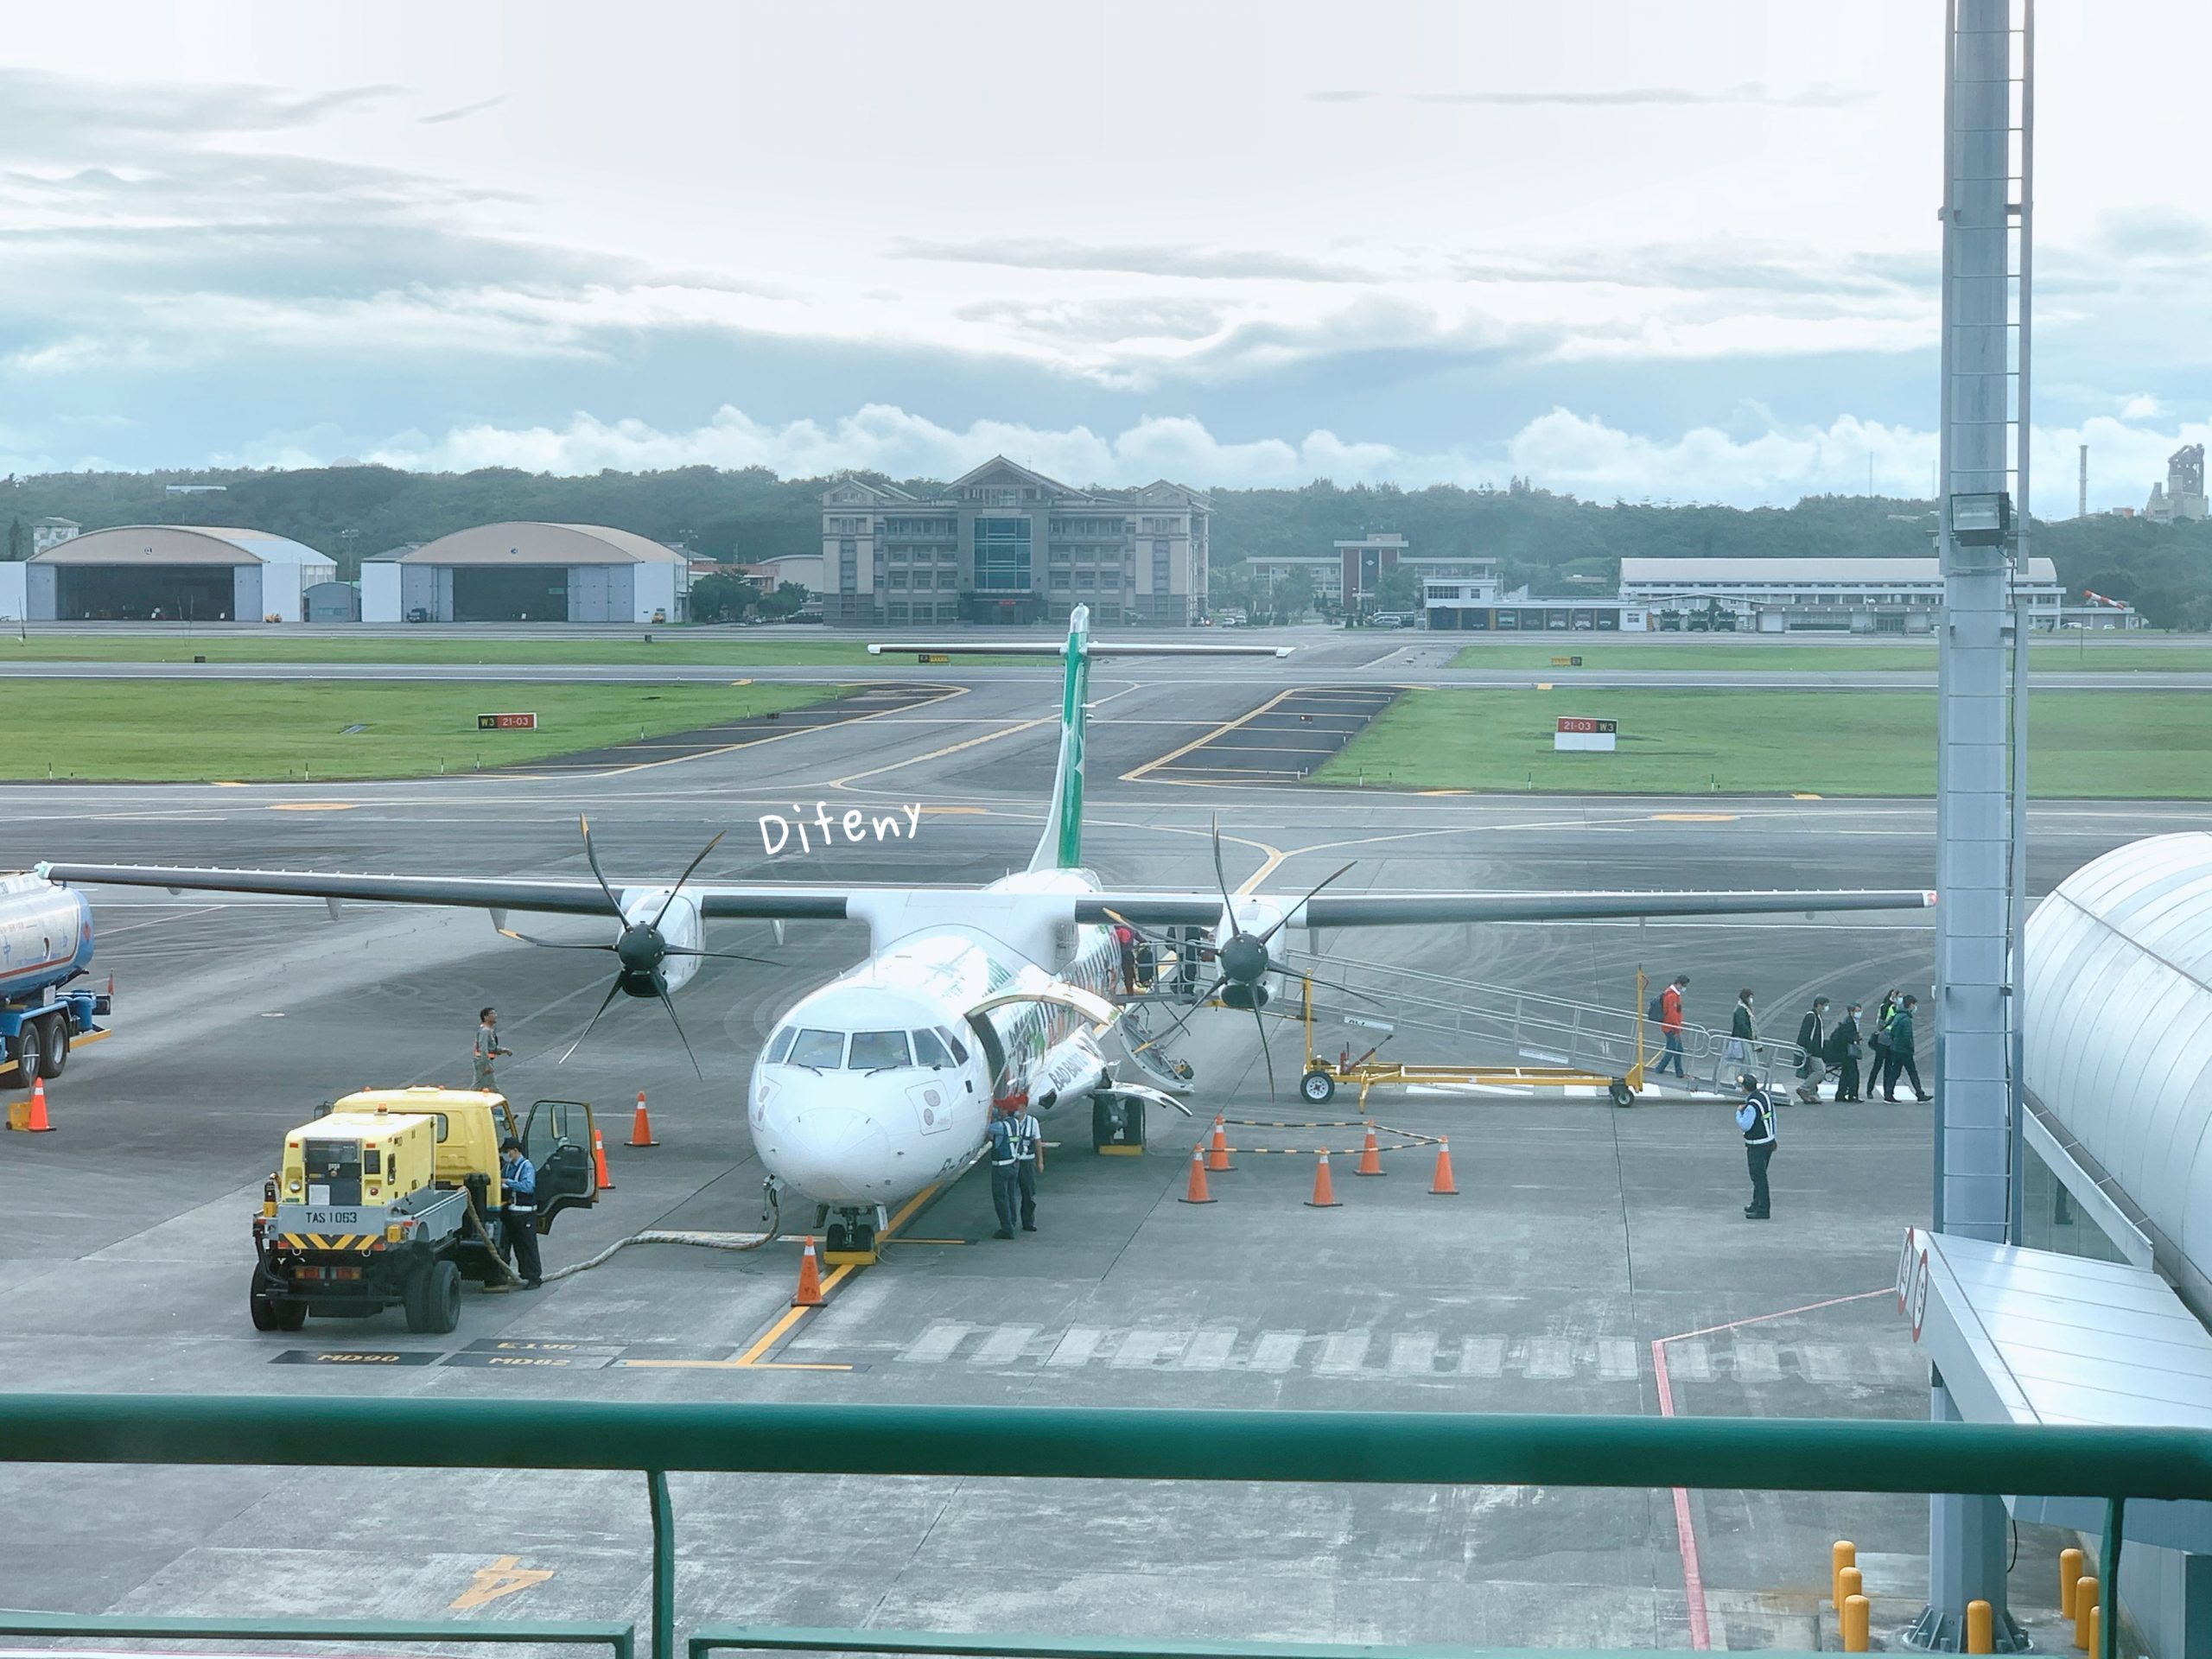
[43,605,1933,1253]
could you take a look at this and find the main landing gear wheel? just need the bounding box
[826,1222,850,1255]
[1092,1096,1147,1153]
[36,1014,68,1080]
[1608,1077,1637,1109]
[1300,1070,1337,1105]
[8,1019,42,1091]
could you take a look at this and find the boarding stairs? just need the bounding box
[1280,946,1803,1101]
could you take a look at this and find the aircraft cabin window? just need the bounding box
[938,1027,969,1064]
[911,1029,950,1067]
[765,1027,798,1065]
[788,1029,846,1070]
[849,1030,911,1071]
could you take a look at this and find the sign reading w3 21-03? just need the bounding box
[477,712,538,730]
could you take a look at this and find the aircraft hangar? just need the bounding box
[359,522,690,624]
[22,525,337,623]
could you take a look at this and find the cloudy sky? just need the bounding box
[3,0,2207,511]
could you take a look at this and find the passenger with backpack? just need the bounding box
[1650,975,1689,1079]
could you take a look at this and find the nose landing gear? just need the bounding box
[823,1203,888,1266]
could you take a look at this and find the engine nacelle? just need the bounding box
[1025,1030,1108,1112]
[621,887,703,993]
[1218,897,1289,1008]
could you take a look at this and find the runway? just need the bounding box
[0,658,2151,1649]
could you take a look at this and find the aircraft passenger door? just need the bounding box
[520,1099,598,1227]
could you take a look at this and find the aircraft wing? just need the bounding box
[37,862,855,921]
[1079,888,1936,928]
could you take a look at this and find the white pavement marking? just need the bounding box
[969,1325,1038,1366]
[1597,1339,1640,1380]
[1046,1326,1107,1367]
[1458,1337,1506,1376]
[1249,1331,1304,1372]
[1110,1328,1185,1367]
[1732,1339,1783,1382]
[1387,1333,1440,1376]
[1668,1340,1714,1381]
[1313,1331,1371,1375]
[900,1322,969,1363]
[1523,1338,1574,1378]
[1797,1343,1857,1384]
[1180,1328,1238,1370]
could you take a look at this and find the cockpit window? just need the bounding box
[911,1028,950,1067]
[848,1030,910,1071]
[939,1026,969,1065]
[788,1029,845,1070]
[765,1027,798,1065]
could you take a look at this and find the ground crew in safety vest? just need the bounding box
[986,1099,1023,1240]
[1013,1102,1043,1233]
[1735,1074,1777,1220]
[498,1136,543,1287]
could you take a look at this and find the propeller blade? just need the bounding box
[653,830,728,931]
[577,815,625,918]
[663,945,779,966]
[1250,1003,1277,1100]
[1255,862,1356,947]
[655,985,705,1081]
[1208,813,1236,914]
[559,978,627,1065]
[497,926,617,952]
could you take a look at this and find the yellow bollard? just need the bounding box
[1841,1592,1871,1652]
[2074,1575,2098,1650]
[1832,1539,1857,1609]
[2089,1603,2101,1655]
[2059,1546,2084,1617]
[1966,1598,1993,1654]
[1838,1564,1864,1610]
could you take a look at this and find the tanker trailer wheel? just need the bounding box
[8,1019,43,1091]
[37,1013,69,1080]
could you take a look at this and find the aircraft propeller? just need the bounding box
[496,815,772,1079]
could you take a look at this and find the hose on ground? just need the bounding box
[538,1186,782,1284]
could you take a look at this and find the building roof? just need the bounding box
[32,516,78,529]
[1620,556,2059,585]
[823,459,1213,512]
[384,523,683,566]
[29,525,334,568]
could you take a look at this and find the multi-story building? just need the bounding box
[1246,532,1496,620]
[817,456,1211,626]
[30,517,79,555]
[2144,443,2207,524]
[1616,556,2137,632]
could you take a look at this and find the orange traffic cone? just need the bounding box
[1429,1137,1459,1196]
[20,1077,54,1133]
[628,1090,658,1147]
[1354,1122,1384,1177]
[1306,1150,1342,1208]
[1205,1114,1232,1173]
[1180,1145,1217,1205]
[791,1236,824,1306]
[591,1126,614,1190]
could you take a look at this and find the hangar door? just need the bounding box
[566,565,635,623]
[54,564,238,621]
[452,565,566,622]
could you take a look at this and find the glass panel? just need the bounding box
[938,1026,969,1065]
[912,1028,950,1067]
[848,1030,910,1070]
[788,1028,846,1069]
[766,1027,798,1065]
[973,517,1033,590]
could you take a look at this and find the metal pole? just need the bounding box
[2008,592,2030,1246]
[648,1469,674,1659]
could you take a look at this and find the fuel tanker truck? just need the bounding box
[0,871,111,1089]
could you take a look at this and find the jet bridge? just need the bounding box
[1280,950,1803,1109]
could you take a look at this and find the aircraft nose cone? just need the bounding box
[758,1084,898,1204]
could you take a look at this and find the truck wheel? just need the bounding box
[401,1265,432,1332]
[1300,1070,1336,1104]
[37,1014,68,1080]
[8,1020,42,1090]
[250,1265,304,1332]
[423,1261,462,1335]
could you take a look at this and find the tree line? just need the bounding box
[6,465,2207,626]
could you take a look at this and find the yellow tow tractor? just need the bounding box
[249,1087,599,1336]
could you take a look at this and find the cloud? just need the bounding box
[1312,83,1872,109]
[2121,394,2164,421]
[419,94,507,124]
[896,238,1368,283]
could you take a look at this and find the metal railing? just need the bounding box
[1284,950,1802,1095]
[8,1395,2208,1659]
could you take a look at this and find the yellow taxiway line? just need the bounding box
[619,1184,946,1371]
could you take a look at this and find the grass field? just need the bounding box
[0,681,840,782]
[1316,687,2212,798]
[1446,639,2212,672]
[0,632,1017,668]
